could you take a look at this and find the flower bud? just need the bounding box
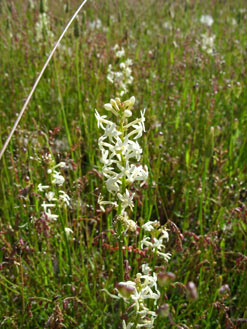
[123,110,132,118]
[187,281,198,300]
[115,98,121,106]
[157,272,176,287]
[157,304,170,317]
[123,96,135,109]
[116,282,135,298]
[104,103,113,112]
[129,96,135,106]
[110,99,120,111]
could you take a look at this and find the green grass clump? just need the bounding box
[1,0,247,328]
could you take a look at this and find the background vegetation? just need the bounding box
[0,0,247,328]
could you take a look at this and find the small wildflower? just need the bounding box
[88,19,102,30]
[118,212,137,232]
[35,12,54,41]
[115,47,125,58]
[38,183,49,192]
[201,32,216,55]
[45,191,57,202]
[140,227,171,262]
[117,189,134,211]
[98,194,118,212]
[107,46,134,96]
[51,170,65,186]
[142,220,160,232]
[59,191,70,206]
[200,14,214,26]
[64,227,73,236]
[44,209,59,221]
[141,264,151,275]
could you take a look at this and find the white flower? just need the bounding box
[140,109,146,132]
[59,190,70,206]
[95,110,112,130]
[113,136,130,157]
[157,251,172,262]
[45,191,57,202]
[160,228,169,241]
[117,189,134,211]
[201,33,216,55]
[53,162,66,169]
[118,211,137,232]
[140,236,151,249]
[140,227,170,262]
[41,202,58,221]
[64,227,73,236]
[125,58,133,67]
[103,124,122,142]
[128,165,148,186]
[163,21,172,30]
[116,47,125,58]
[125,140,142,161]
[141,264,151,275]
[88,19,102,30]
[44,209,58,221]
[129,122,144,139]
[41,202,56,213]
[107,51,133,96]
[98,136,115,153]
[123,96,135,109]
[98,194,118,212]
[51,170,65,186]
[106,176,121,193]
[38,183,49,192]
[200,14,214,26]
[142,220,160,232]
[123,109,132,118]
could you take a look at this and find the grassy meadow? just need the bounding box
[1,0,247,328]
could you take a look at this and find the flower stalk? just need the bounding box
[96,89,171,329]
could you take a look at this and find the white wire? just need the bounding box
[0,0,88,160]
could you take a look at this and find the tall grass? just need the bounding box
[0,0,247,328]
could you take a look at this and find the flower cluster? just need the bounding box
[107,45,134,96]
[201,32,216,55]
[96,79,171,328]
[95,96,148,232]
[103,264,160,328]
[102,219,171,328]
[35,12,54,42]
[38,159,70,221]
[103,220,171,328]
[141,221,171,262]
